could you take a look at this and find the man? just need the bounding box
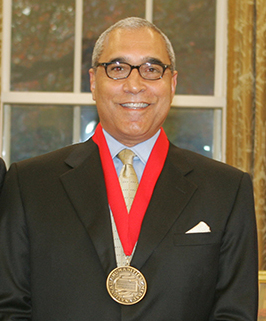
[0,17,258,320]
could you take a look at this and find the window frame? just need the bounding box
[1,0,228,167]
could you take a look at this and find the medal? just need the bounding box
[106,265,147,305]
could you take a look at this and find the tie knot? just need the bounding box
[118,149,135,165]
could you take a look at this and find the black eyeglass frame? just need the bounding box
[96,61,172,80]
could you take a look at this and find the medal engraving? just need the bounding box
[106,266,147,305]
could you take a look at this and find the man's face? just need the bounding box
[89,27,178,146]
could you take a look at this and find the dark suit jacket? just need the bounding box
[0,139,258,321]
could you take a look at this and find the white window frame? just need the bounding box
[1,0,228,167]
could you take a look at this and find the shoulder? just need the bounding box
[167,143,249,188]
[9,138,98,176]
[169,143,243,174]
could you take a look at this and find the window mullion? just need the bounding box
[212,109,222,161]
[72,0,84,143]
[2,105,11,167]
[214,0,228,161]
[145,0,153,22]
[1,0,12,93]
[1,0,12,160]
[214,0,228,98]
[73,0,83,93]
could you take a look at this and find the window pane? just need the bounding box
[81,0,145,92]
[5,105,73,163]
[163,108,218,158]
[11,0,75,92]
[80,106,99,141]
[154,0,216,95]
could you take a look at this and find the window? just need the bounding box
[1,0,227,166]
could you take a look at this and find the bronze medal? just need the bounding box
[106,266,147,305]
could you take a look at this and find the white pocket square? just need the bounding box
[185,221,211,234]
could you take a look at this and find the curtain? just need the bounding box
[227,0,266,270]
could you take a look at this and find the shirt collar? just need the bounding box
[102,128,161,165]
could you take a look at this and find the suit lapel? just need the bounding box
[131,144,198,269]
[60,139,116,275]
[60,140,197,274]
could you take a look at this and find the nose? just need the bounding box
[122,68,146,94]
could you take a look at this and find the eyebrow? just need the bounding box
[145,57,164,65]
[108,57,126,63]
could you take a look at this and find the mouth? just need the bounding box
[120,102,149,109]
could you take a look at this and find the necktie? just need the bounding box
[117,149,139,213]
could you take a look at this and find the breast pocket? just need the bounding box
[174,232,222,246]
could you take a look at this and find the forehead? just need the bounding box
[99,27,170,64]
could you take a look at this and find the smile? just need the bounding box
[121,103,149,109]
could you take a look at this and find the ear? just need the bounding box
[89,68,96,101]
[171,71,178,99]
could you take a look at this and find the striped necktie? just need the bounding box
[117,149,139,212]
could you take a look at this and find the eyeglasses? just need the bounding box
[96,61,171,80]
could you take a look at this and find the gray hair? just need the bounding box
[91,17,176,72]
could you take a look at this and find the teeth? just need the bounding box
[121,103,149,109]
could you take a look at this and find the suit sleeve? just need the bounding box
[0,164,32,320]
[210,172,258,320]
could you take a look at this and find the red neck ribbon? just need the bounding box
[92,124,169,256]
